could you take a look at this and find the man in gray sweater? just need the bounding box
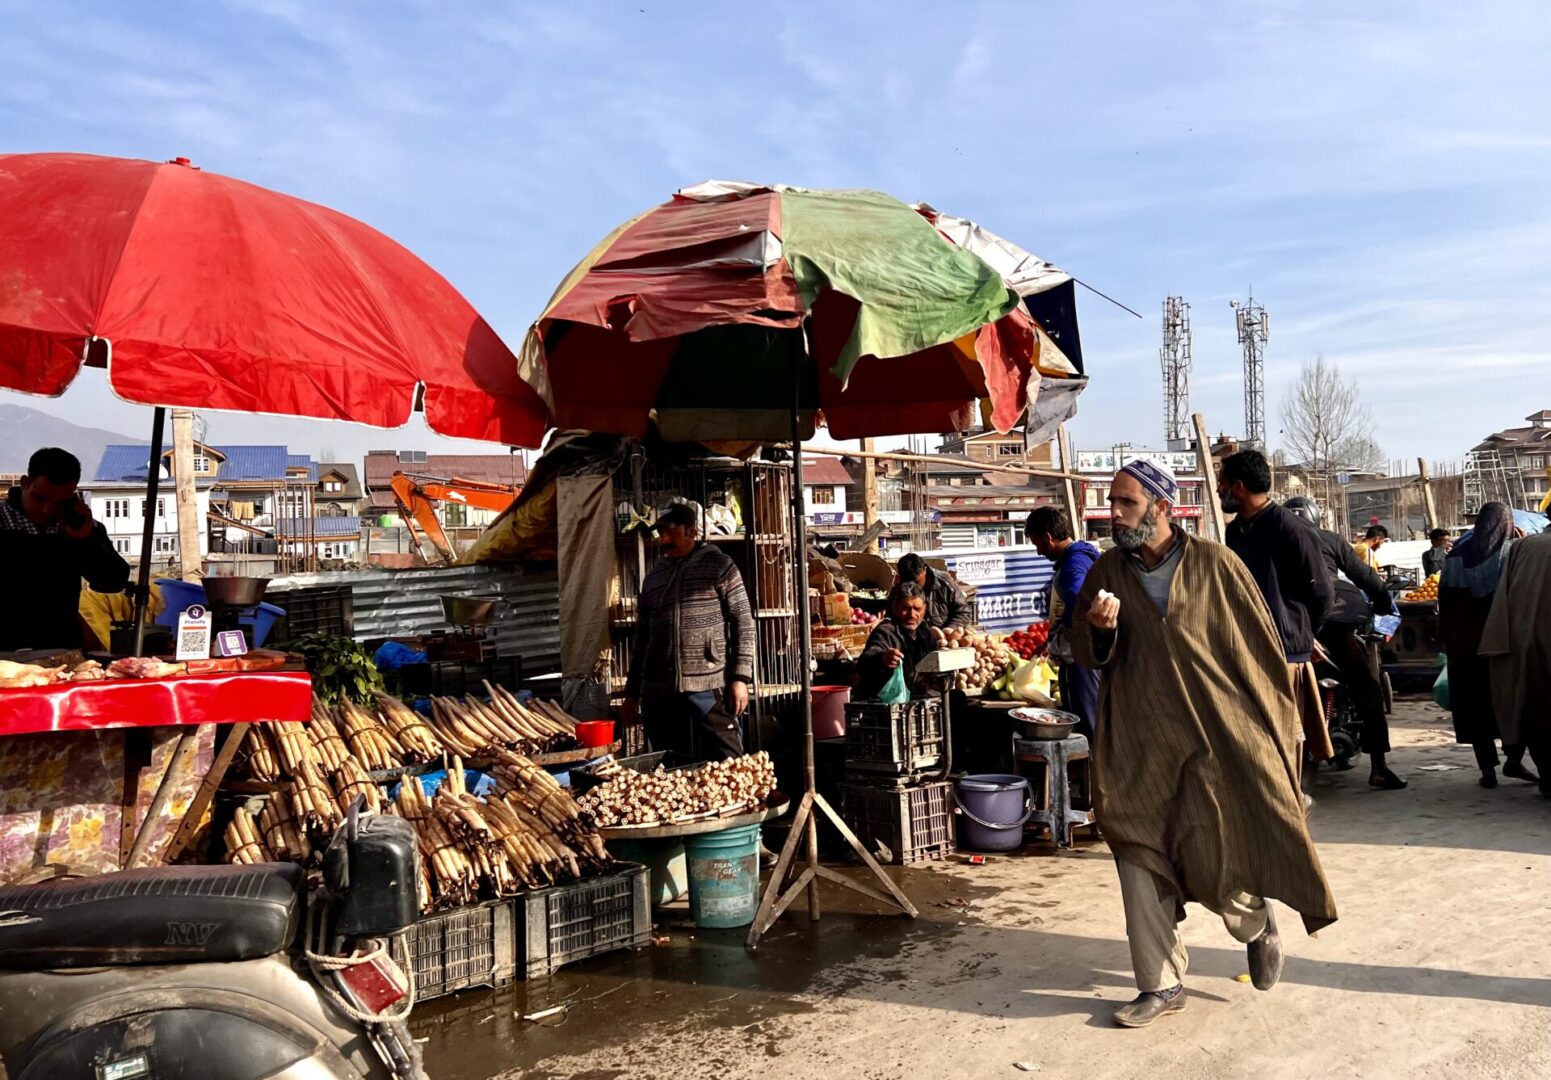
[623,503,756,762]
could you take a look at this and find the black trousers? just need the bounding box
[643,689,744,764]
[1316,623,1390,756]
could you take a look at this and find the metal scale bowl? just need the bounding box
[424,595,500,662]
[201,576,271,635]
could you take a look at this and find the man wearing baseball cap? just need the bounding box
[622,501,756,763]
[1070,459,1337,1028]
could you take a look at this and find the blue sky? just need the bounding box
[2,0,1547,468]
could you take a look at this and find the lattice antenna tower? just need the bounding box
[1231,291,1269,450]
[1160,297,1192,447]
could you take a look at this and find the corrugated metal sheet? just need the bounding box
[266,564,560,675]
[916,547,1056,634]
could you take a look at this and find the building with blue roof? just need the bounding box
[86,442,363,572]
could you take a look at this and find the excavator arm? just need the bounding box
[389,472,520,564]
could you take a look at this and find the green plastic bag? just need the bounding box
[877,664,910,705]
[1432,658,1450,710]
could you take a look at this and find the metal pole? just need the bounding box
[131,407,167,656]
[790,362,820,922]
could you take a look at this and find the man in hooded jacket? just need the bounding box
[1025,505,1101,737]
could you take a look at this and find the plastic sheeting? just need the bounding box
[557,474,615,679]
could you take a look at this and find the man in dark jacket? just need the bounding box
[1025,506,1101,738]
[1219,451,1334,663]
[1284,496,1406,789]
[1422,529,1451,578]
[896,552,972,631]
[0,448,130,652]
[623,502,756,763]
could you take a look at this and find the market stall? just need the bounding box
[515,180,1089,946]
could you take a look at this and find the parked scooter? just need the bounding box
[0,802,425,1079]
[1315,621,1393,770]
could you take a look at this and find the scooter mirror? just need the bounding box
[322,809,419,938]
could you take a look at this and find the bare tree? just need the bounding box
[1278,356,1379,534]
[1333,434,1386,473]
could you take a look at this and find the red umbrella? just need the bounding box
[0,152,545,446]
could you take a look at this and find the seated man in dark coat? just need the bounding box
[856,582,941,699]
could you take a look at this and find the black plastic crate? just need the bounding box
[844,698,944,774]
[841,780,956,865]
[392,656,522,698]
[407,898,517,1001]
[517,863,651,979]
[266,585,353,643]
[569,751,669,797]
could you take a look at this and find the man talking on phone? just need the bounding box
[0,447,130,651]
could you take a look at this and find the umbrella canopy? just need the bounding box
[520,182,1072,442]
[0,153,546,446]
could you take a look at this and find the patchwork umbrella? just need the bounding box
[520,181,1089,443]
[518,181,1086,947]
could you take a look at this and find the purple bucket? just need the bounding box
[953,773,1033,852]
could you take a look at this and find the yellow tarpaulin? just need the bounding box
[80,583,166,651]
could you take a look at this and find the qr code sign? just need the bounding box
[180,629,207,655]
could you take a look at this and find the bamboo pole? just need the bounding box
[1192,413,1226,543]
[1417,458,1439,532]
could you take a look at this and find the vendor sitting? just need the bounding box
[856,581,942,699]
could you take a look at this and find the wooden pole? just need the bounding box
[1417,457,1439,533]
[859,438,880,554]
[1057,424,1082,540]
[171,410,202,582]
[797,444,1086,483]
[1192,413,1226,543]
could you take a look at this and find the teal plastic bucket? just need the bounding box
[684,824,761,928]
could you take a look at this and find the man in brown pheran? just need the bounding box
[1071,459,1337,1029]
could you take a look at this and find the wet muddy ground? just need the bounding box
[414,699,1551,1080]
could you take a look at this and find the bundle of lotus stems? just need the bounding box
[224,806,266,864]
[225,694,609,908]
[424,683,579,758]
[335,699,402,771]
[373,692,445,761]
[577,752,777,828]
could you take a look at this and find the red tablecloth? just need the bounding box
[0,672,312,737]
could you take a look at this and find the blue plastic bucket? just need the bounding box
[683,824,761,928]
[953,773,1033,852]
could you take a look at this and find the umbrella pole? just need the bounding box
[746,359,918,951]
[130,407,167,657]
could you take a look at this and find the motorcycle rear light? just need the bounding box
[338,954,408,1014]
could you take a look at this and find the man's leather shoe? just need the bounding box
[1247,908,1285,991]
[1113,987,1187,1028]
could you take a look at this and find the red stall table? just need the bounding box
[0,671,312,876]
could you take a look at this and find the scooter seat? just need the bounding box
[0,862,304,968]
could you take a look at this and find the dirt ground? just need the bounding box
[412,698,1551,1080]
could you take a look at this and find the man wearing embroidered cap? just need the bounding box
[1070,460,1337,1029]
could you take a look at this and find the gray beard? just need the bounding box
[1114,506,1159,551]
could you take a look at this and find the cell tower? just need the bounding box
[1231,291,1269,450]
[1159,297,1192,449]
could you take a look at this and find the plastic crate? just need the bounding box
[844,698,944,775]
[406,898,516,1001]
[517,863,651,979]
[841,780,956,865]
[266,585,353,643]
